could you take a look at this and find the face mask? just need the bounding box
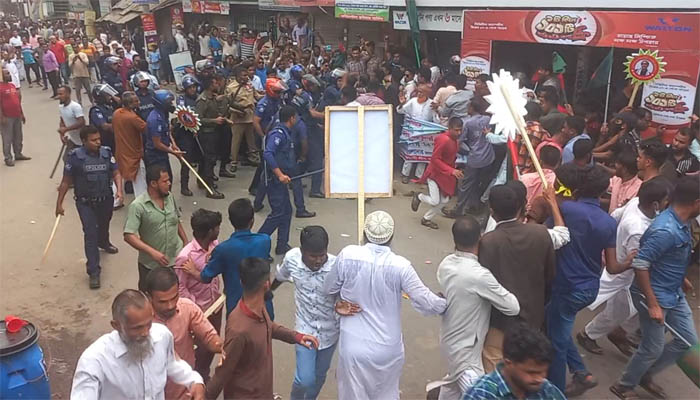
[166,104,176,113]
[653,203,661,216]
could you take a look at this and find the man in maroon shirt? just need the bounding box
[205,257,319,399]
[411,117,464,229]
[0,67,29,166]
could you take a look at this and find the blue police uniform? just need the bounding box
[290,117,309,213]
[173,94,201,192]
[249,95,281,208]
[258,123,295,252]
[64,146,117,277]
[145,108,173,180]
[101,70,124,95]
[285,79,302,104]
[302,90,325,196]
[89,103,115,153]
[136,88,156,121]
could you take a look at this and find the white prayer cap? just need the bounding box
[364,211,394,244]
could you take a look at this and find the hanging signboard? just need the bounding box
[392,9,462,32]
[336,0,389,22]
[171,6,185,27]
[183,0,230,15]
[259,0,332,10]
[141,14,157,37]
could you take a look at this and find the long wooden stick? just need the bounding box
[499,86,548,187]
[203,294,226,318]
[41,215,62,264]
[627,82,640,108]
[50,143,67,179]
[169,132,214,195]
[181,157,214,196]
[357,106,365,245]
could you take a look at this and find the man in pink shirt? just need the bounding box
[174,208,223,381]
[521,145,560,210]
[607,150,642,213]
[145,267,223,399]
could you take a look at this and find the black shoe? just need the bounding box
[89,274,101,289]
[309,192,324,198]
[296,210,316,218]
[275,244,292,255]
[181,187,193,196]
[99,244,119,254]
[14,154,31,161]
[411,193,421,212]
[254,203,264,212]
[5,159,14,167]
[219,169,236,178]
[206,190,225,199]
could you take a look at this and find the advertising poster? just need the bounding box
[171,6,185,27]
[170,52,195,90]
[183,0,230,14]
[642,79,694,125]
[336,0,389,22]
[84,10,96,39]
[141,14,157,37]
[259,0,332,10]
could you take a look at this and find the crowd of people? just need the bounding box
[1,12,699,400]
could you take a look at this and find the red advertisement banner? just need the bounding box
[141,14,157,36]
[171,6,184,27]
[462,10,700,51]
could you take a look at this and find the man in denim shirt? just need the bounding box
[611,176,699,399]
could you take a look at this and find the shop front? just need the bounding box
[460,9,700,128]
[392,8,462,67]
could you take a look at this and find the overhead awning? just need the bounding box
[96,0,143,23]
[151,0,182,12]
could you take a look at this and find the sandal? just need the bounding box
[610,383,640,399]
[640,375,667,399]
[421,218,439,229]
[565,373,597,397]
[577,331,603,355]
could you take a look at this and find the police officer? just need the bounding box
[195,73,227,199]
[250,77,287,211]
[133,71,155,121]
[258,105,297,255]
[55,126,122,289]
[289,92,316,218]
[145,89,183,182]
[285,64,305,104]
[300,74,326,198]
[101,56,125,95]
[88,83,119,154]
[173,75,202,196]
[318,68,346,109]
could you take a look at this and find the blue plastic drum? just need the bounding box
[0,320,51,399]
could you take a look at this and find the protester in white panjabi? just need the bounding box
[577,178,672,356]
[323,211,447,400]
[434,215,520,400]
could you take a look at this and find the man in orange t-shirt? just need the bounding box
[49,35,68,84]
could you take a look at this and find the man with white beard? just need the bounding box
[70,289,205,400]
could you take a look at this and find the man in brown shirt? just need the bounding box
[113,91,148,197]
[206,257,318,399]
[227,63,261,169]
[145,267,222,399]
[478,183,556,373]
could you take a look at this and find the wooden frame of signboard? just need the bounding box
[324,105,394,243]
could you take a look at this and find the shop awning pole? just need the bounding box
[406,0,421,67]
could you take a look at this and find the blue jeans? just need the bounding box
[290,343,337,400]
[546,288,598,390]
[59,62,70,84]
[620,290,698,387]
[75,197,114,276]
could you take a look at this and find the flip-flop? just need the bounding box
[610,384,640,400]
[640,377,667,399]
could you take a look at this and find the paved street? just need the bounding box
[1,86,698,399]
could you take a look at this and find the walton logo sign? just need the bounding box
[531,11,596,45]
[645,17,693,32]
